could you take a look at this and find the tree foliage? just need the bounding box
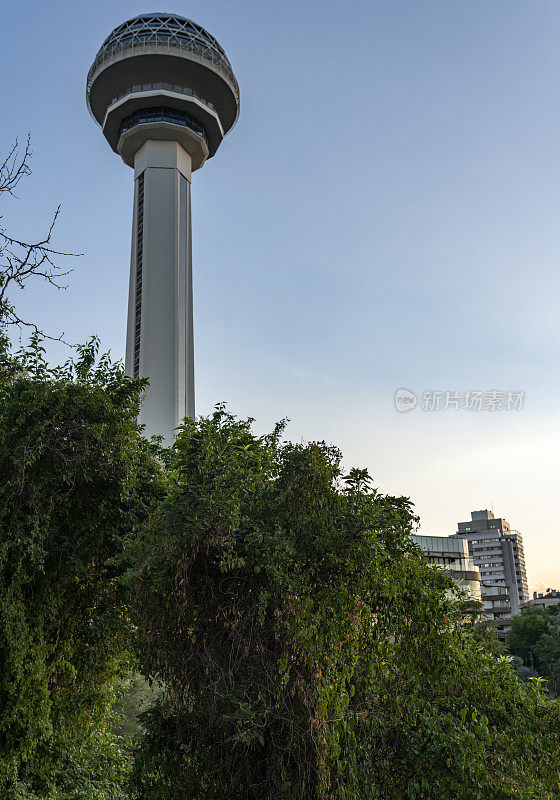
[507,606,560,695]
[0,331,163,797]
[129,408,560,800]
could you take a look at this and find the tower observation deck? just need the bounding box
[87,13,239,443]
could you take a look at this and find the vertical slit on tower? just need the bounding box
[133,172,144,379]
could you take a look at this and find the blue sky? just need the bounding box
[2,0,560,588]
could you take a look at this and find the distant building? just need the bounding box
[412,534,482,601]
[453,510,530,637]
[522,589,560,612]
[479,583,511,629]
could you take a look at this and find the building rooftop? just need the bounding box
[86,12,240,161]
[86,13,240,130]
[412,534,471,556]
[88,14,237,89]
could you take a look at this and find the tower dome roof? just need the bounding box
[87,13,238,99]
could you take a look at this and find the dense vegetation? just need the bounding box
[0,331,163,798]
[1,327,560,799]
[507,605,560,694]
[126,408,560,800]
[3,333,560,799]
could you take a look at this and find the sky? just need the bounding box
[1,0,560,591]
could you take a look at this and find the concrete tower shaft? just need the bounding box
[87,14,239,444]
[125,140,194,437]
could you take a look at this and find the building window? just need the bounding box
[119,106,208,144]
[133,172,144,379]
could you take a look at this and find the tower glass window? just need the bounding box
[133,172,144,380]
[119,107,207,144]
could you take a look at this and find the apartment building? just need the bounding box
[453,510,529,635]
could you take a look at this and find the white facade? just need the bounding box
[87,14,239,445]
[412,534,482,601]
[124,141,194,441]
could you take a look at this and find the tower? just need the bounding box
[87,14,239,443]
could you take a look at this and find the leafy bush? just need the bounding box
[507,606,560,694]
[129,407,560,800]
[0,332,163,796]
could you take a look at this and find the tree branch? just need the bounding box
[0,134,32,198]
[0,136,80,344]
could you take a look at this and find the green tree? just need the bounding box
[0,136,165,796]
[129,408,560,800]
[0,331,163,797]
[507,606,560,694]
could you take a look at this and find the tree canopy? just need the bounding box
[0,331,163,798]
[507,606,560,695]
[129,407,560,800]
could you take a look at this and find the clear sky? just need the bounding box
[2,0,560,590]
